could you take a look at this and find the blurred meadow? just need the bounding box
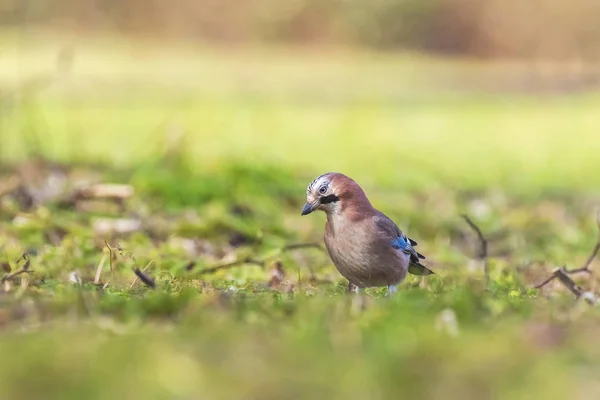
[2,1,600,399]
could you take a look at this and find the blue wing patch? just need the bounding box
[390,235,412,253]
[391,234,433,275]
[390,234,427,261]
[391,232,433,275]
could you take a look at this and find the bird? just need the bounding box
[301,172,433,295]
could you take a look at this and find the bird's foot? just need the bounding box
[350,290,367,314]
[347,282,367,313]
[387,285,397,296]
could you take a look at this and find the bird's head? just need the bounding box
[301,172,370,216]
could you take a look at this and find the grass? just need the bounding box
[2,32,600,399]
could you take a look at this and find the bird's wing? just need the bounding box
[373,212,434,276]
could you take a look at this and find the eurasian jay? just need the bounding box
[301,172,434,295]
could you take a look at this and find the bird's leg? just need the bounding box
[350,289,368,314]
[347,281,367,313]
[387,285,398,296]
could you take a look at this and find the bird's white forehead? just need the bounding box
[307,174,330,195]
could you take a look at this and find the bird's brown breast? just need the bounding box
[324,216,407,288]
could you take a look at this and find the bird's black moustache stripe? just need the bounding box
[320,194,340,204]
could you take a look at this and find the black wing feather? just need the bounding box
[373,211,434,276]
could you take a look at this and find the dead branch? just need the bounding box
[461,214,490,288]
[534,211,600,298]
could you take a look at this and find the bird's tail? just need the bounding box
[408,261,434,276]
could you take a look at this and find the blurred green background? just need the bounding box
[1,1,600,399]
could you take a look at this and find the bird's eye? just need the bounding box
[318,185,328,195]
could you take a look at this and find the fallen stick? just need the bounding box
[461,214,490,288]
[534,211,600,305]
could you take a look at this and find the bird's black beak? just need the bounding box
[301,201,318,216]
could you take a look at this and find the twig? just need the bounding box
[196,242,323,276]
[558,267,593,275]
[461,214,488,258]
[553,268,584,298]
[94,254,107,285]
[116,244,138,266]
[15,253,29,264]
[104,241,115,284]
[109,243,156,290]
[461,214,490,288]
[281,243,324,252]
[2,253,32,283]
[133,268,155,289]
[198,258,265,276]
[534,267,592,289]
[533,274,558,289]
[534,211,600,292]
[578,211,600,272]
[129,260,154,289]
[534,267,595,304]
[2,267,31,283]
